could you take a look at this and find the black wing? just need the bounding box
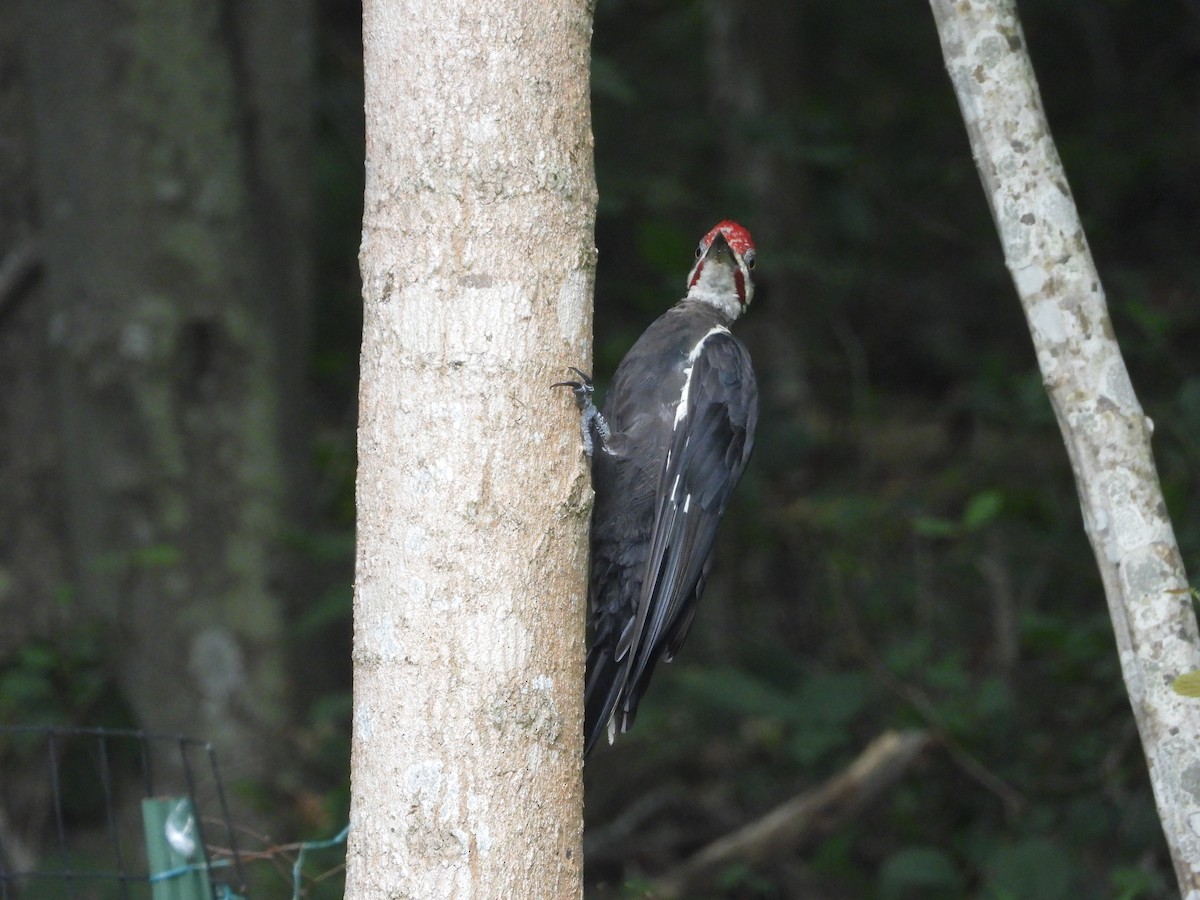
[615,330,758,727]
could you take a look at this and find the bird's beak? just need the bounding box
[704,232,734,263]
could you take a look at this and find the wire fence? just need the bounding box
[0,726,247,899]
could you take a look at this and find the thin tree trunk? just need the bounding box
[347,1,596,897]
[0,4,62,662]
[928,1,1200,891]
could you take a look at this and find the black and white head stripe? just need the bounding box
[686,221,756,316]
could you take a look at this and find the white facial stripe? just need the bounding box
[686,255,750,318]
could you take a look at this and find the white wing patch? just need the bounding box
[672,326,731,430]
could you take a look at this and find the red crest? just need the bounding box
[702,220,755,257]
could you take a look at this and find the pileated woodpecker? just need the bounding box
[559,221,759,756]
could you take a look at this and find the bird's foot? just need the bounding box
[553,367,610,458]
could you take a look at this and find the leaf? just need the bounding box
[914,516,958,539]
[131,544,182,568]
[963,490,1004,529]
[0,670,54,708]
[1171,671,1200,698]
[1109,864,1160,900]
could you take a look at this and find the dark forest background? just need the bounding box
[2,0,1199,897]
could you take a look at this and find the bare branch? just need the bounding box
[651,730,930,898]
[928,1,1200,892]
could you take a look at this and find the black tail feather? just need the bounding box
[584,640,634,757]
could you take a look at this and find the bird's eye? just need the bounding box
[744,249,756,270]
[695,242,705,259]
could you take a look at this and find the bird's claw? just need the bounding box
[551,367,594,404]
[553,367,610,458]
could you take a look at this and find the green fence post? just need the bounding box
[141,797,213,900]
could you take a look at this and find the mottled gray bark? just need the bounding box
[347,0,596,896]
[19,0,312,805]
[928,1,1200,893]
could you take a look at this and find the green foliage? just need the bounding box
[981,838,1073,900]
[914,489,1006,538]
[617,876,657,898]
[878,846,963,899]
[0,626,124,727]
[714,861,777,896]
[18,853,131,900]
[1110,864,1167,900]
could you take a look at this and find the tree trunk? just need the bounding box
[0,0,63,661]
[347,1,596,897]
[20,0,312,808]
[928,1,1200,892]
